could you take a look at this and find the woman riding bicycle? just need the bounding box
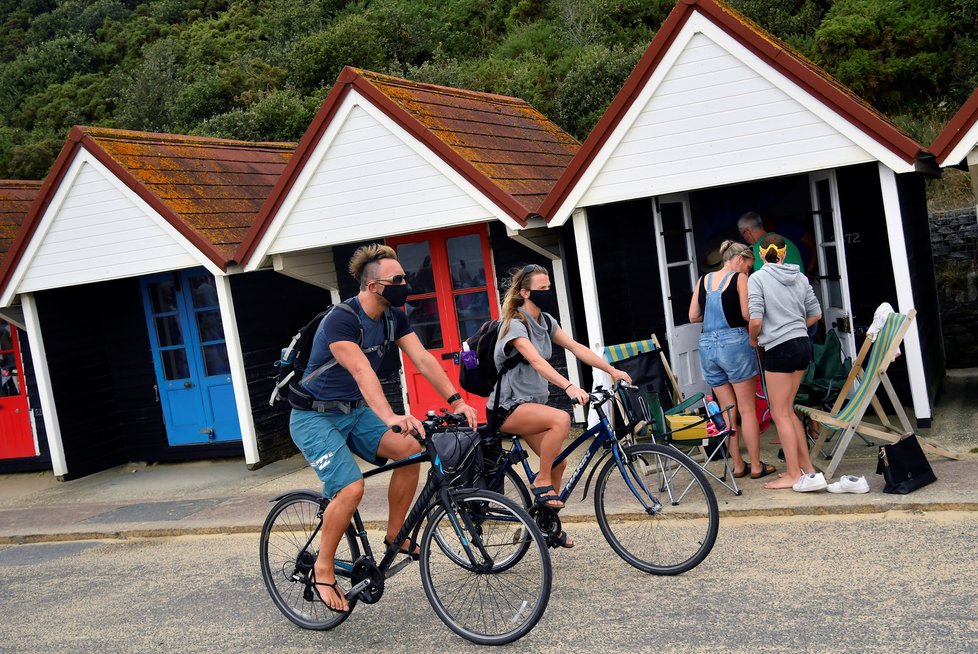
[489,264,631,547]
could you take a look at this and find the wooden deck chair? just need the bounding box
[795,310,958,479]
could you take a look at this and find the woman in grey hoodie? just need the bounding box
[748,234,824,492]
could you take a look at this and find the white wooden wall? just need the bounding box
[581,30,876,208]
[272,248,340,290]
[264,96,500,258]
[11,153,209,298]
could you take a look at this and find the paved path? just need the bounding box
[0,431,975,543]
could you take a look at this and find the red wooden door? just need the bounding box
[0,320,35,459]
[387,226,499,421]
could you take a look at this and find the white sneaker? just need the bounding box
[827,475,870,494]
[792,472,828,492]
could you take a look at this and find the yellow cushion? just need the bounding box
[665,415,708,441]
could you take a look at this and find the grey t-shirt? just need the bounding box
[487,309,557,411]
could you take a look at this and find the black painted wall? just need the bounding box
[836,162,929,410]
[230,270,332,463]
[35,279,163,479]
[898,170,946,406]
[585,199,668,348]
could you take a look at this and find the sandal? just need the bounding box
[733,464,750,478]
[309,569,348,613]
[384,536,420,561]
[553,530,574,549]
[531,484,564,509]
[750,462,777,479]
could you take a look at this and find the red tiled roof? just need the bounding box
[931,86,978,166]
[79,127,294,261]
[539,0,931,222]
[0,180,41,264]
[236,67,580,265]
[0,127,294,300]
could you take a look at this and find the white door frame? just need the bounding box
[809,170,857,358]
[652,193,705,399]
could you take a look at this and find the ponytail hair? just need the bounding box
[758,233,787,264]
[719,239,753,264]
[499,264,548,337]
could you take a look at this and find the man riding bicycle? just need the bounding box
[289,244,477,612]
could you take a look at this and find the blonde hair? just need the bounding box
[719,239,754,264]
[348,244,398,289]
[499,264,548,337]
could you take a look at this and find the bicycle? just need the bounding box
[485,380,720,575]
[259,411,553,645]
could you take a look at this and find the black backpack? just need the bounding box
[458,314,553,398]
[269,299,395,408]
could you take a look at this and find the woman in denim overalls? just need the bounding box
[689,241,774,479]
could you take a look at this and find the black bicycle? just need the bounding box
[259,411,552,645]
[485,381,720,575]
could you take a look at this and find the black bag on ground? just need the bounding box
[876,434,937,494]
[429,426,504,493]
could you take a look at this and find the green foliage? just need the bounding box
[555,42,645,140]
[0,0,977,180]
[287,13,388,92]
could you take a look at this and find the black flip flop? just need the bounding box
[531,484,564,509]
[384,536,420,561]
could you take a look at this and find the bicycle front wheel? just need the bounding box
[594,443,719,575]
[420,490,552,645]
[259,492,360,630]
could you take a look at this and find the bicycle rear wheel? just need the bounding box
[259,492,360,630]
[594,443,719,575]
[420,490,551,645]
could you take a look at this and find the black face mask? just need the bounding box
[378,283,410,308]
[527,289,558,315]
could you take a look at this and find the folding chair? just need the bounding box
[794,310,958,479]
[603,337,741,495]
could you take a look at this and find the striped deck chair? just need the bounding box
[795,310,957,479]
[605,337,741,495]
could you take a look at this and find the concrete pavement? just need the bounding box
[0,423,975,544]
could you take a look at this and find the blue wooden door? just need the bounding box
[141,270,241,445]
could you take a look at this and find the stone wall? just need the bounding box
[929,207,978,368]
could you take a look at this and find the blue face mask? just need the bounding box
[527,289,557,315]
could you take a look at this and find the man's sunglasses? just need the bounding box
[372,274,408,285]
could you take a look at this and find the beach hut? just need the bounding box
[238,67,584,422]
[539,0,943,425]
[0,128,311,479]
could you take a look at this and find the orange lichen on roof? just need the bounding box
[357,70,580,213]
[0,180,41,263]
[80,127,295,260]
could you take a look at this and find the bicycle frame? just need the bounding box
[314,437,498,600]
[501,389,659,512]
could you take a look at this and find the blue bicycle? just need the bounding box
[485,381,719,575]
[259,411,552,645]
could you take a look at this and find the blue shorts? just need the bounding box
[699,327,759,387]
[289,407,389,499]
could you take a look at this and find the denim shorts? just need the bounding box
[762,336,812,373]
[699,327,759,387]
[289,407,389,499]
